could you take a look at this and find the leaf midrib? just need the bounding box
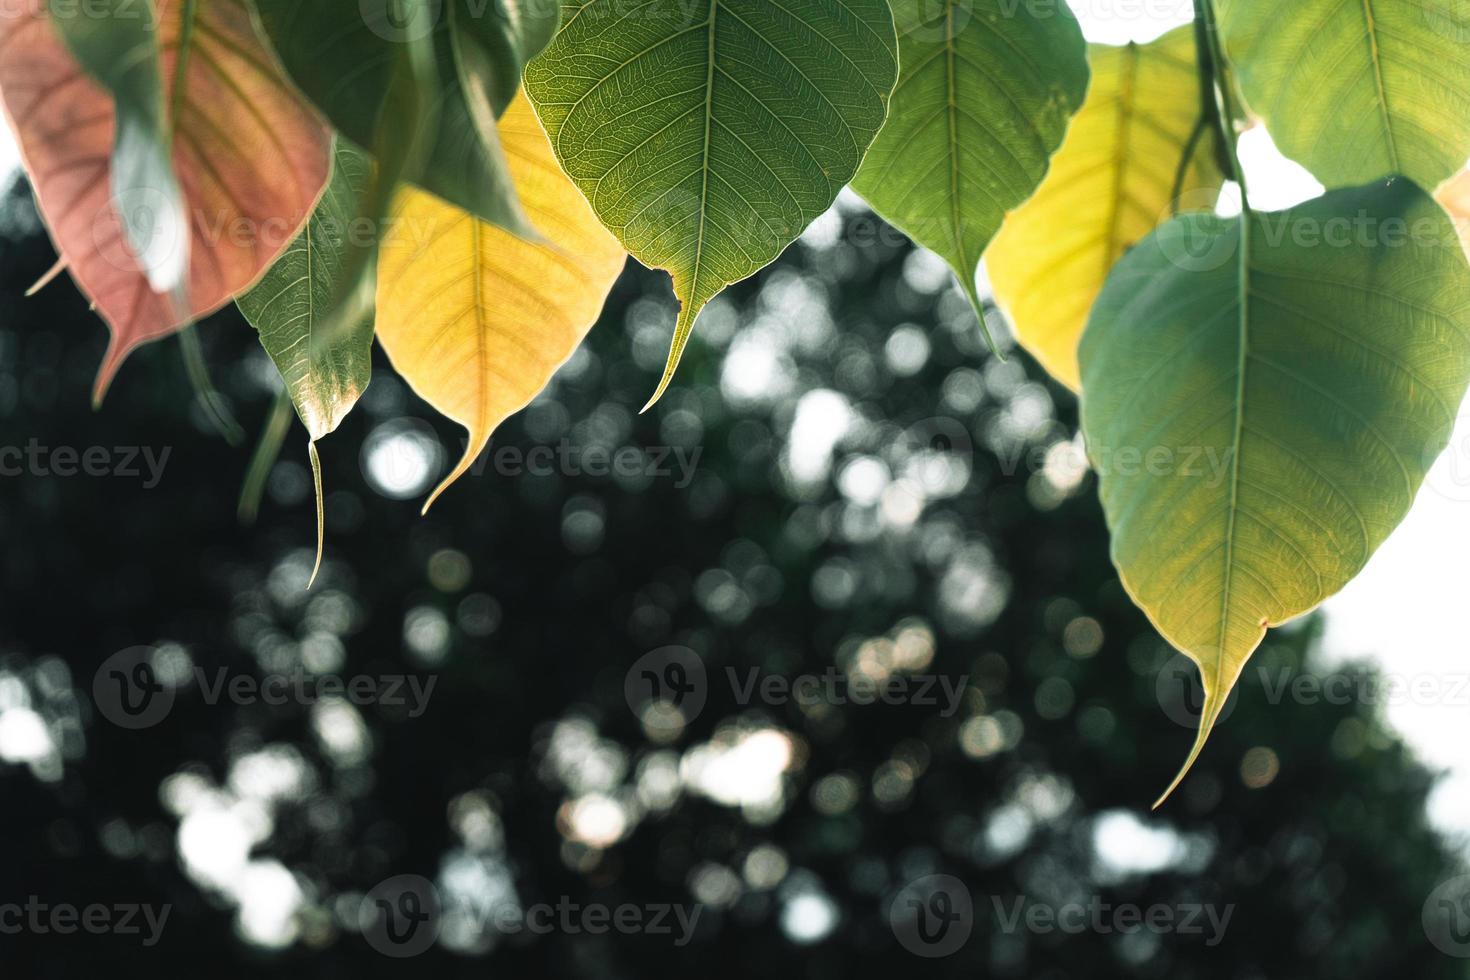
[1359,0,1400,174]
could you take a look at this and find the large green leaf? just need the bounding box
[252,0,557,233]
[1079,179,1470,804]
[850,0,1088,340]
[525,0,898,408]
[46,0,187,295]
[1217,0,1470,190]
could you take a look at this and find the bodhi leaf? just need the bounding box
[1216,0,1470,191]
[0,0,331,400]
[237,140,377,585]
[252,0,556,234]
[988,27,1222,391]
[1079,180,1470,806]
[376,91,626,510]
[850,0,1088,343]
[45,0,188,297]
[525,0,898,409]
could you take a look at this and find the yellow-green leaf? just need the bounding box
[989,27,1222,391]
[524,0,898,409]
[1079,179,1470,805]
[376,91,626,511]
[1217,0,1470,190]
[850,0,1088,341]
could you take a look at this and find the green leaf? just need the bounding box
[46,0,188,295]
[524,0,898,409]
[252,0,556,232]
[1079,179,1470,805]
[850,0,1088,342]
[1217,0,1470,190]
[237,139,377,586]
[237,140,376,443]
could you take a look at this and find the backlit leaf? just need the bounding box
[850,0,1088,341]
[989,27,1222,391]
[376,91,626,510]
[253,0,557,234]
[0,0,331,399]
[238,140,376,443]
[45,0,188,296]
[524,0,898,409]
[1217,0,1470,190]
[1079,180,1470,804]
[237,140,378,585]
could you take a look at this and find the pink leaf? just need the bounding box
[0,0,331,400]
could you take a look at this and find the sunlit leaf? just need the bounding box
[850,0,1088,342]
[989,27,1223,391]
[1217,0,1470,190]
[524,0,898,409]
[376,91,627,510]
[1079,179,1470,805]
[252,0,557,234]
[0,0,331,399]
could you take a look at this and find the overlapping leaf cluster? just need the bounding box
[4,0,1470,800]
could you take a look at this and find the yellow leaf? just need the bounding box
[376,90,626,511]
[987,27,1223,392]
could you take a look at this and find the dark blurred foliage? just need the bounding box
[0,178,1464,978]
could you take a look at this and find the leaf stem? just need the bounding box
[1197,0,1251,213]
[237,389,293,524]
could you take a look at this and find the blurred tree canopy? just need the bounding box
[0,181,1463,978]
